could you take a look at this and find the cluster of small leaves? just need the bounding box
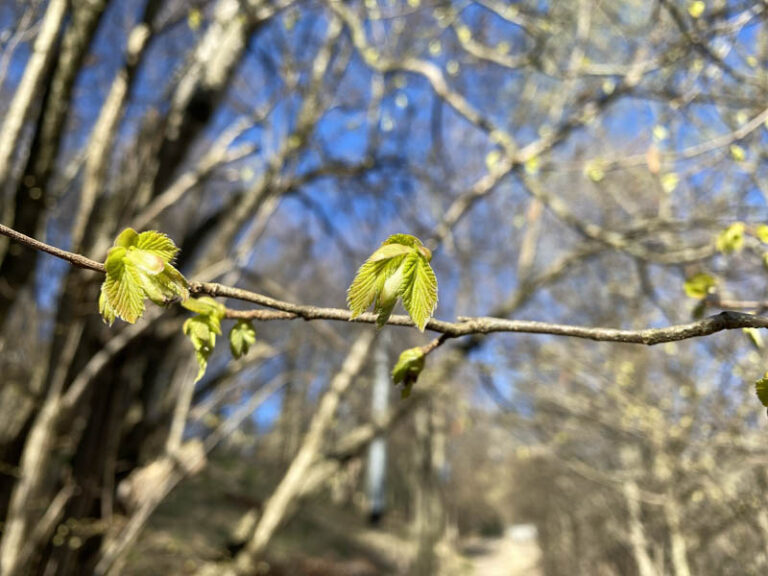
[182,297,226,382]
[347,234,438,331]
[99,229,188,325]
[229,320,256,359]
[683,273,717,299]
[715,222,745,254]
[392,347,426,399]
[684,223,768,300]
[709,222,768,413]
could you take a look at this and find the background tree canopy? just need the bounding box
[1,0,768,574]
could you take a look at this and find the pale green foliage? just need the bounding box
[99,229,188,325]
[347,234,438,331]
[660,173,679,194]
[743,328,764,350]
[755,373,768,408]
[584,160,605,182]
[229,320,256,359]
[688,1,705,18]
[182,297,226,382]
[392,347,425,398]
[715,222,744,254]
[755,224,768,244]
[683,273,716,299]
[400,252,438,331]
[729,144,746,162]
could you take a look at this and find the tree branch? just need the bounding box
[2,223,765,347]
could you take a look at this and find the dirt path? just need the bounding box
[460,534,541,576]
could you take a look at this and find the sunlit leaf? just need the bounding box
[683,273,716,299]
[688,1,705,19]
[229,320,256,359]
[188,8,202,31]
[183,302,225,382]
[98,228,188,325]
[585,160,605,182]
[755,373,768,408]
[652,125,669,142]
[729,144,746,162]
[715,222,745,254]
[755,224,768,244]
[524,156,540,175]
[485,150,501,171]
[401,252,438,332]
[347,234,438,330]
[743,328,764,351]
[660,173,679,194]
[392,347,425,399]
[456,25,472,43]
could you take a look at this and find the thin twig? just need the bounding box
[2,223,766,347]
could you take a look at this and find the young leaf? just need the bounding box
[381,233,420,248]
[347,258,399,318]
[755,224,768,244]
[101,252,145,324]
[715,223,744,254]
[743,328,764,351]
[376,258,407,328]
[98,228,188,325]
[683,273,716,299]
[183,302,225,382]
[687,1,704,19]
[400,252,438,331]
[392,347,426,399]
[347,234,438,330]
[229,320,257,359]
[755,373,768,408]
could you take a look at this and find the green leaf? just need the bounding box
[585,160,605,182]
[715,223,745,254]
[688,1,705,18]
[755,224,768,244]
[229,320,256,359]
[347,234,438,330]
[381,234,421,249]
[133,230,179,262]
[683,273,717,299]
[188,8,202,31]
[98,289,116,326]
[347,257,400,318]
[101,252,145,324]
[401,252,438,331]
[756,373,768,408]
[182,298,225,382]
[193,348,211,382]
[114,228,139,248]
[743,328,764,350]
[369,243,413,262]
[392,347,425,399]
[376,258,406,328]
[729,144,746,162]
[660,173,679,194]
[183,314,222,382]
[98,228,188,325]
